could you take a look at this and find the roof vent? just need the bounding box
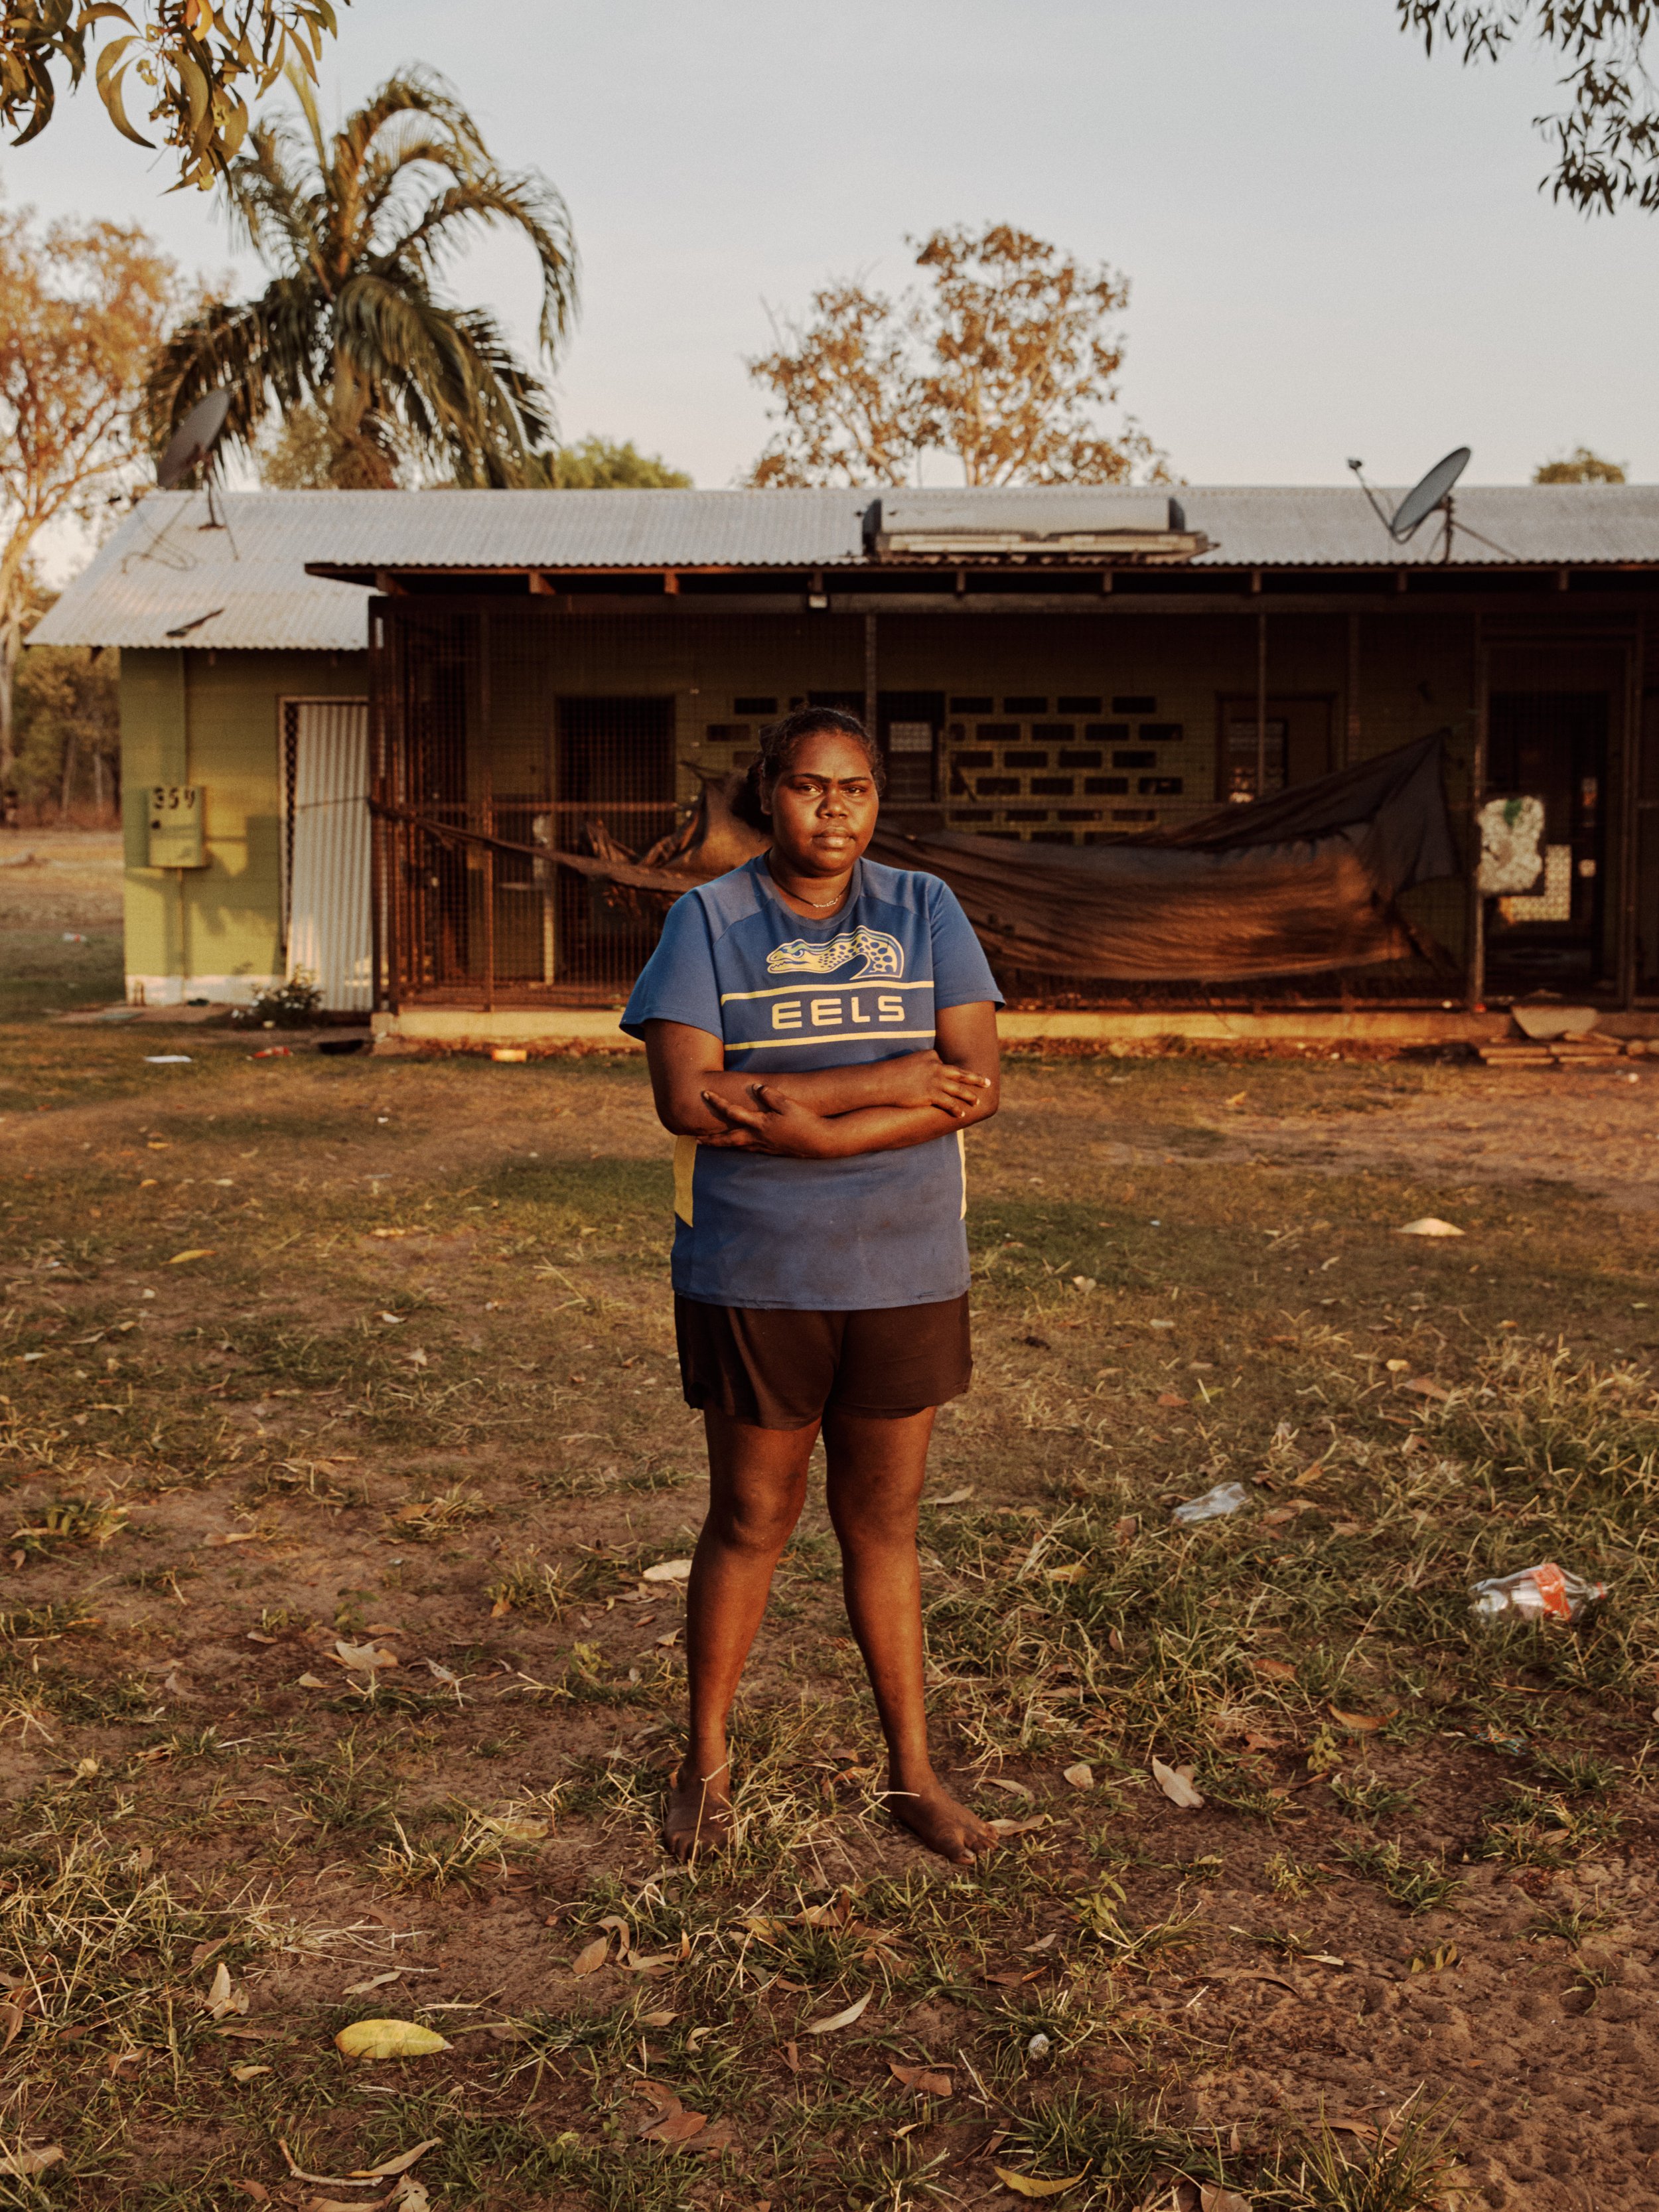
[865,490,1210,563]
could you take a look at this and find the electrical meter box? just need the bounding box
[147,784,206,868]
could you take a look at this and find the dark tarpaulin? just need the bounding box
[867,731,1459,982]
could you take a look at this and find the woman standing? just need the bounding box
[622,707,1002,1865]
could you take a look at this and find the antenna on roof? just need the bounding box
[157,390,233,532]
[1346,447,1496,565]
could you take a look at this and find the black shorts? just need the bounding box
[674,1292,972,1431]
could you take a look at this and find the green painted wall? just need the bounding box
[121,647,368,996]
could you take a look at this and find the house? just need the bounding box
[31,480,1659,1042]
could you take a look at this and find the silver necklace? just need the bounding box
[790,889,848,909]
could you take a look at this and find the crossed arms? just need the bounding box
[640,1001,1001,1160]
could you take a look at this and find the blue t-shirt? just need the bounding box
[620,855,1001,1311]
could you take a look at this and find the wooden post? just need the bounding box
[1255,611,1268,797]
[864,612,878,741]
[1617,628,1644,1007]
[1467,621,1488,1013]
[479,607,496,1014]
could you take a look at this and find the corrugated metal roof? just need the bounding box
[31,482,1659,652]
[29,492,376,652]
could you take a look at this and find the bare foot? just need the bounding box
[664,1759,733,1862]
[883,1773,998,1865]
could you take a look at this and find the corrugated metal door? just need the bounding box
[285,700,372,1011]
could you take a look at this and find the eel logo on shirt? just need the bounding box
[766,926,904,982]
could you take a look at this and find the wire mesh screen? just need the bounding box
[370,600,871,1007]
[369,596,1479,1013]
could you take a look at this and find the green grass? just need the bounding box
[0,1038,1650,2207]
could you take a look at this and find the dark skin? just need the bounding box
[642,729,1001,1865]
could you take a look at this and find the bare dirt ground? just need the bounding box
[0,831,125,1020]
[1,1029,1658,2212]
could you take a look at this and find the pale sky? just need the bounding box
[8,0,1655,530]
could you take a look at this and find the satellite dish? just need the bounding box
[1388,446,1471,542]
[157,390,232,490]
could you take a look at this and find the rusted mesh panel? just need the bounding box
[370,601,868,1007]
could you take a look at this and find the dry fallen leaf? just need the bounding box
[930,1485,974,1505]
[1329,1705,1399,1732]
[983,1775,1033,1801]
[331,1640,398,1674]
[644,2109,708,2146]
[1250,1657,1297,1682]
[167,1248,216,1265]
[804,1989,872,2035]
[1061,1762,1094,1790]
[1404,1377,1451,1402]
[231,2185,271,2205]
[1151,1757,1205,1809]
[0,2148,62,2179]
[350,2139,441,2180]
[230,2063,271,2082]
[992,2166,1088,2197]
[988,1816,1048,1838]
[571,1936,610,1977]
[333,2018,450,2061]
[208,1530,262,1547]
[205,1960,247,2019]
[889,2061,952,2096]
[1200,2188,1252,2212]
[0,2002,26,2052]
[297,1672,328,1689]
[1396,1217,1463,1238]
[478,1814,549,1842]
[642,1558,693,1583]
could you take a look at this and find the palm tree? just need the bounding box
[146,69,577,489]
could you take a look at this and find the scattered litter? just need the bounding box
[252,1046,291,1059]
[1396,1217,1463,1238]
[804,1988,871,2035]
[1025,2033,1051,2059]
[144,1054,192,1065]
[1472,1562,1607,1623]
[332,2019,450,2060]
[642,1557,693,1584]
[1070,1275,1097,1293]
[1151,1757,1204,1809]
[490,1047,528,1063]
[62,931,84,943]
[1172,1481,1246,1524]
[1061,1762,1094,1790]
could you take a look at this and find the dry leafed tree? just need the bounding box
[747,223,1166,489]
[0,206,175,787]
